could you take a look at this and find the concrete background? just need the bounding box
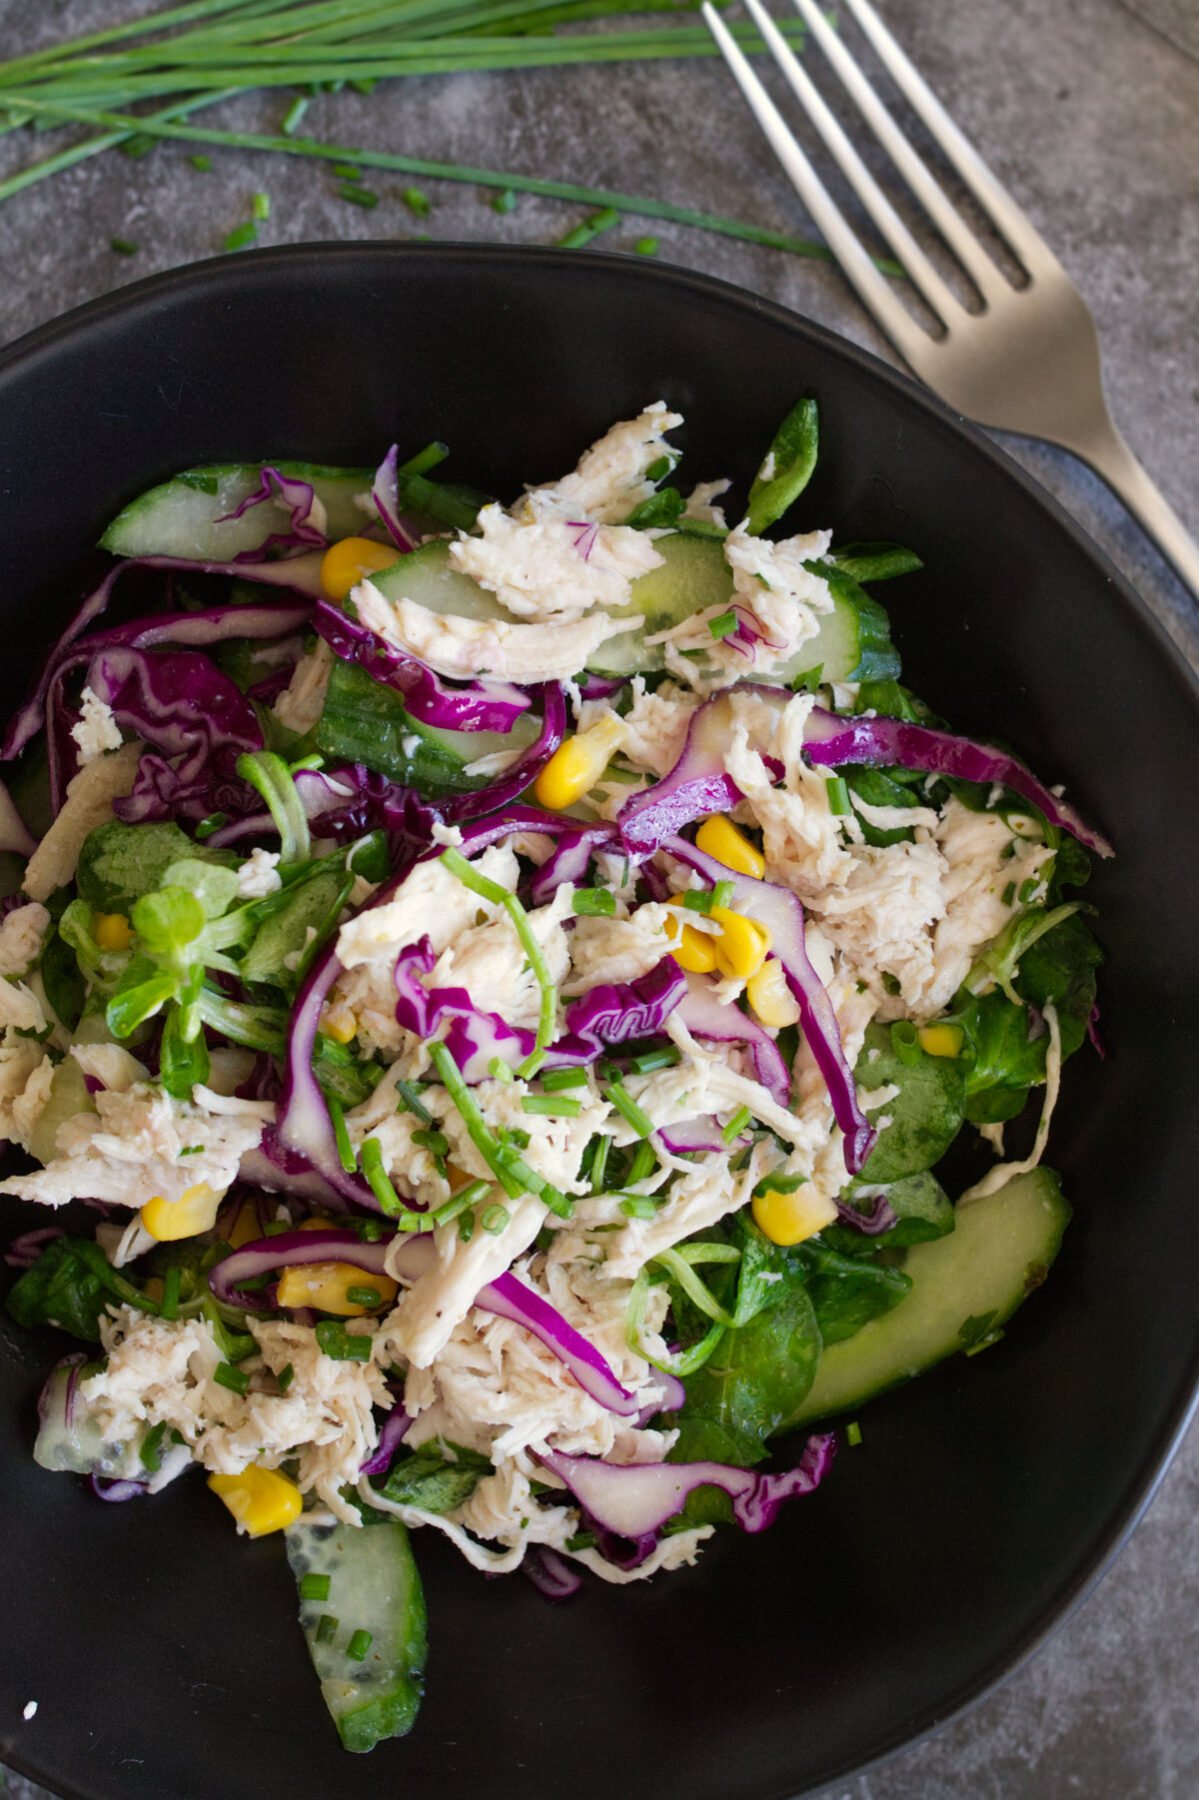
[0,0,1196,1794]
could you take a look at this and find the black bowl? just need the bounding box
[1,244,1197,1800]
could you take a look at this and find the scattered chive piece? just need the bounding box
[263,1220,290,1237]
[316,1614,338,1646]
[1002,881,1017,906]
[188,153,212,172]
[825,776,852,816]
[213,1361,249,1396]
[542,1066,589,1092]
[139,1421,168,1474]
[194,811,227,839]
[109,236,138,256]
[315,1320,371,1362]
[330,162,362,180]
[521,1094,582,1118]
[627,1139,656,1183]
[491,188,517,213]
[619,1195,657,1220]
[565,1531,597,1552]
[722,1104,753,1144]
[846,1420,862,1448]
[160,1265,181,1322]
[412,1127,450,1157]
[635,235,659,255]
[429,1040,571,1218]
[345,1286,382,1308]
[402,185,430,216]
[117,133,156,159]
[360,1137,406,1218]
[487,1056,514,1084]
[589,1133,611,1194]
[572,887,616,917]
[281,97,308,137]
[480,1202,511,1235]
[251,191,270,220]
[431,1181,486,1227]
[277,1362,295,1393]
[346,1629,373,1662]
[626,1046,680,1076]
[1018,878,1040,904]
[338,183,378,208]
[682,888,714,914]
[712,879,735,910]
[441,847,557,1058]
[605,1081,653,1139]
[300,1573,332,1603]
[396,1080,434,1124]
[708,609,738,640]
[223,220,257,252]
[557,205,620,250]
[327,1096,358,1174]
[890,1020,922,1067]
[458,1209,476,1242]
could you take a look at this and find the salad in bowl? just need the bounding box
[0,398,1108,1753]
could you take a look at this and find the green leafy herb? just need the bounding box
[747,397,819,537]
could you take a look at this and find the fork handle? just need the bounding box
[1070,419,1199,600]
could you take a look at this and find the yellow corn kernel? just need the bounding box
[746,957,801,1029]
[276,1260,399,1316]
[752,1182,839,1247]
[208,1465,303,1537]
[299,1216,336,1232]
[665,898,719,974]
[318,1002,357,1045]
[94,912,133,953]
[224,1195,266,1249]
[319,535,399,602]
[141,1181,221,1242]
[711,907,771,982]
[533,715,626,810]
[695,815,766,880]
[919,1023,965,1059]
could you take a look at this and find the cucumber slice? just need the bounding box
[785,1168,1070,1427]
[371,538,508,623]
[314,658,489,796]
[587,534,736,677]
[287,1514,427,1755]
[240,865,352,992]
[100,461,373,561]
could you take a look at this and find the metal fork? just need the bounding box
[702,0,1199,597]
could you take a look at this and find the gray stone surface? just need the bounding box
[0,0,1196,1794]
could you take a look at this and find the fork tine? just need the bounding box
[700,2,930,365]
[787,0,1012,305]
[840,0,1063,280]
[739,0,963,326]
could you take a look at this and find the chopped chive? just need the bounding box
[542,1066,589,1092]
[635,236,659,256]
[327,1096,358,1174]
[846,1420,862,1448]
[281,97,308,137]
[429,1040,572,1218]
[194,811,227,840]
[890,1020,922,1067]
[565,1531,597,1552]
[712,880,735,910]
[521,1094,582,1118]
[396,1080,434,1124]
[557,206,621,250]
[487,1056,514,1084]
[160,1265,181,1322]
[402,186,431,216]
[708,609,738,640]
[722,1104,753,1144]
[139,1421,168,1474]
[188,153,212,172]
[263,1220,290,1237]
[277,1362,295,1393]
[619,1195,657,1220]
[330,162,363,180]
[300,1573,331,1603]
[480,1203,511,1235]
[627,1139,657,1183]
[345,1286,382,1308]
[431,1180,487,1227]
[412,1127,450,1157]
[338,183,378,208]
[109,236,138,256]
[572,887,616,917]
[251,191,271,220]
[316,1614,338,1646]
[589,1133,611,1194]
[682,889,715,914]
[315,1320,371,1363]
[790,665,824,693]
[346,1629,373,1662]
[625,1046,680,1076]
[825,776,852,816]
[117,133,156,159]
[1002,881,1017,906]
[491,188,517,214]
[360,1137,406,1219]
[213,1361,249,1396]
[223,220,258,252]
[1018,878,1040,904]
[605,1081,653,1139]
[458,1209,476,1242]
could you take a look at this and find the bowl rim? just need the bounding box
[2,237,1197,1800]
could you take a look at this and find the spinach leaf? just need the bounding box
[795,1240,911,1346]
[315,658,489,796]
[747,397,819,537]
[77,819,236,914]
[7,1237,113,1341]
[855,1023,966,1182]
[829,541,923,583]
[240,864,352,993]
[842,765,923,847]
[375,1442,491,1514]
[40,921,86,1029]
[823,1170,955,1255]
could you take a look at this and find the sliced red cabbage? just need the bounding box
[4,1225,65,1270]
[617,687,786,856]
[359,1405,412,1478]
[834,1193,898,1235]
[370,445,418,553]
[215,466,329,558]
[675,977,791,1109]
[529,822,620,906]
[666,835,875,1172]
[430,683,566,825]
[563,958,686,1047]
[209,765,380,850]
[655,1116,748,1156]
[576,671,628,701]
[313,596,532,733]
[482,1272,638,1416]
[90,1475,149,1502]
[522,1545,583,1601]
[207,1226,400,1307]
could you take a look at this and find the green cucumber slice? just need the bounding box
[587,533,737,677]
[287,1514,427,1755]
[100,461,373,561]
[370,538,508,622]
[785,1168,1070,1427]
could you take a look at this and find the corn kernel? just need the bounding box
[208,1465,303,1537]
[746,957,801,1029]
[752,1183,839,1246]
[299,1216,336,1232]
[533,715,626,810]
[224,1195,266,1248]
[318,1002,357,1045]
[665,899,720,974]
[94,912,133,953]
[276,1260,398,1316]
[319,535,400,602]
[919,1023,965,1059]
[711,907,771,982]
[141,1181,221,1242]
[695,815,766,880]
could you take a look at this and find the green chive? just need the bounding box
[360,1137,405,1218]
[635,236,659,255]
[345,1286,382,1308]
[565,1531,597,1552]
[712,880,735,910]
[846,1420,862,1448]
[521,1094,582,1118]
[480,1202,511,1235]
[213,1361,249,1396]
[619,1195,657,1220]
[1018,878,1040,904]
[682,889,715,913]
[431,1181,487,1227]
[223,220,257,252]
[605,1081,654,1139]
[346,1629,373,1662]
[625,1046,680,1075]
[109,236,138,256]
[160,1265,181,1322]
[589,1134,611,1193]
[458,1209,476,1242]
[441,849,557,1057]
[316,1614,338,1646]
[825,776,852,816]
[708,610,737,640]
[339,183,378,208]
[277,1362,295,1393]
[327,1096,358,1174]
[791,665,824,693]
[315,1320,371,1363]
[194,811,226,839]
[412,1127,450,1157]
[402,186,430,216]
[429,1040,571,1218]
[487,1056,514,1084]
[300,1573,331,1603]
[251,190,270,220]
[188,154,212,172]
[722,1104,752,1144]
[542,1066,589,1092]
[117,133,156,160]
[330,163,363,180]
[396,1080,434,1124]
[491,188,517,213]
[281,97,308,137]
[627,1139,657,1183]
[572,887,616,917]
[139,1421,168,1474]
[557,206,620,250]
[889,1020,922,1066]
[1002,881,1017,906]
[263,1220,290,1237]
